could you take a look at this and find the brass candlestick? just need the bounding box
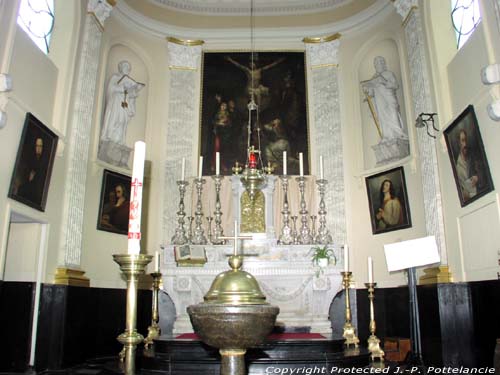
[365,282,384,362]
[341,271,359,347]
[144,272,162,349]
[113,254,152,375]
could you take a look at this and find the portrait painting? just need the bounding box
[444,105,494,207]
[200,51,309,175]
[8,113,58,212]
[97,169,131,235]
[365,166,412,235]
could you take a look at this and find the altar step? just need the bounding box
[141,335,371,375]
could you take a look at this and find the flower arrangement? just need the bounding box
[309,246,336,274]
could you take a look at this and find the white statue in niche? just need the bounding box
[99,60,145,168]
[361,56,409,165]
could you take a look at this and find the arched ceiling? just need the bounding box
[120,0,384,30]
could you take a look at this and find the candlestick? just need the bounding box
[198,156,203,179]
[283,151,287,175]
[211,174,226,245]
[299,152,304,177]
[216,152,220,175]
[278,175,293,245]
[191,177,207,245]
[315,178,333,244]
[368,256,373,284]
[319,155,324,180]
[296,176,312,244]
[171,180,189,245]
[344,245,349,272]
[365,282,385,361]
[144,269,162,349]
[181,157,185,181]
[342,271,360,348]
[128,141,146,255]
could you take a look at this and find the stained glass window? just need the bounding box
[17,0,55,54]
[451,0,482,49]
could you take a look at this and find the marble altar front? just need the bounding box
[161,241,344,334]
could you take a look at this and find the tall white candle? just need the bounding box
[283,151,287,176]
[299,152,304,177]
[368,256,373,283]
[198,156,203,179]
[216,152,220,175]
[181,157,185,181]
[344,245,349,272]
[233,221,238,256]
[319,155,324,180]
[128,141,146,254]
[155,251,160,272]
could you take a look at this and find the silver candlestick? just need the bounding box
[296,176,312,244]
[291,216,299,245]
[191,178,207,245]
[171,180,189,245]
[315,178,333,244]
[211,174,226,245]
[206,216,213,244]
[187,216,194,243]
[278,175,293,245]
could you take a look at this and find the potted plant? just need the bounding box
[309,246,336,270]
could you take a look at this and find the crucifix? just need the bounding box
[216,221,253,257]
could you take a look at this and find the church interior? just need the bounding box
[1,0,500,373]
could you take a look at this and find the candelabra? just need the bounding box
[315,178,333,244]
[206,216,213,244]
[191,178,207,244]
[113,254,152,375]
[341,271,360,347]
[278,175,293,245]
[365,282,384,361]
[296,176,312,244]
[291,216,299,244]
[171,180,189,245]
[211,174,226,245]
[144,272,162,349]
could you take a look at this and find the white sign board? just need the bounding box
[384,236,440,272]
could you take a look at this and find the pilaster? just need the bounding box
[304,34,346,245]
[57,0,114,286]
[163,38,203,243]
[392,1,448,271]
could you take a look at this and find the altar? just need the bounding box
[161,241,344,334]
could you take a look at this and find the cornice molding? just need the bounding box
[303,32,341,44]
[114,0,391,44]
[167,36,204,46]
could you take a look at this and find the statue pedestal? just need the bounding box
[162,243,342,334]
[98,140,132,168]
[372,138,409,166]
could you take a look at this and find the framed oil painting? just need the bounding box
[365,166,412,235]
[8,113,58,212]
[97,169,131,235]
[444,105,494,207]
[200,51,309,175]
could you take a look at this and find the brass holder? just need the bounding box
[171,180,189,245]
[211,174,226,245]
[113,254,153,375]
[278,175,293,245]
[144,272,162,349]
[263,161,274,175]
[341,271,359,347]
[296,176,312,244]
[365,282,384,362]
[315,179,333,244]
[232,161,243,175]
[192,178,207,244]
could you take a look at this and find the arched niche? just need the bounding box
[357,38,409,171]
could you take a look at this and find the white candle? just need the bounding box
[198,156,203,179]
[283,151,287,175]
[128,141,146,255]
[233,220,238,256]
[299,152,304,177]
[344,245,349,272]
[368,256,373,283]
[216,152,220,175]
[181,157,185,181]
[319,155,324,180]
[154,251,160,273]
